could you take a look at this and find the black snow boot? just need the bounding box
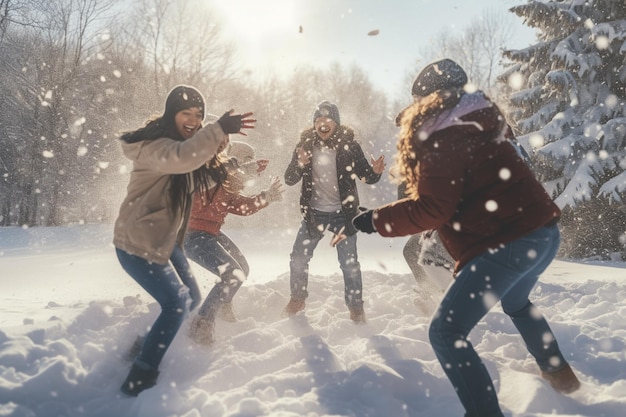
[124,335,145,362]
[120,363,159,397]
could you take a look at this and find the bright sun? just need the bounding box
[214,0,298,46]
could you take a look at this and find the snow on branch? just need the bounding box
[503,41,551,62]
[543,176,567,200]
[590,21,626,45]
[539,133,579,160]
[539,106,576,142]
[551,34,601,78]
[509,85,544,108]
[554,158,598,208]
[599,171,626,203]
[545,70,580,104]
[519,100,560,132]
[509,2,578,31]
[599,117,626,152]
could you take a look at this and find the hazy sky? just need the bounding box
[209,0,537,98]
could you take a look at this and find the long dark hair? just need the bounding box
[200,154,229,203]
[120,116,223,215]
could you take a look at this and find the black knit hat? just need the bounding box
[313,100,340,125]
[163,85,205,121]
[411,59,468,97]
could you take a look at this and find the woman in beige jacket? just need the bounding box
[113,85,254,396]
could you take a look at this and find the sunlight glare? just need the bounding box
[215,0,297,45]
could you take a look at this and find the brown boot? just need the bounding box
[349,305,366,324]
[188,315,215,345]
[541,363,581,394]
[218,302,238,322]
[282,298,305,317]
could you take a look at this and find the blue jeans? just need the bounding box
[429,225,565,417]
[184,230,247,320]
[116,245,198,370]
[289,210,363,308]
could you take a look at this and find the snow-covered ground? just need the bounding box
[1,224,625,417]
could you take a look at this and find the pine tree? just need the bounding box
[501,0,626,259]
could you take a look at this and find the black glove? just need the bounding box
[217,111,243,134]
[352,207,377,234]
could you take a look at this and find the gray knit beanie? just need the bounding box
[312,101,340,125]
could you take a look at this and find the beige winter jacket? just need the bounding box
[113,123,228,264]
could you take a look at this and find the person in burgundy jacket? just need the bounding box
[184,141,283,345]
[352,59,580,417]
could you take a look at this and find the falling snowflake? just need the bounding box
[499,168,511,181]
[485,200,498,212]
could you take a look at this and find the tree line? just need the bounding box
[1,0,625,260]
[0,0,398,230]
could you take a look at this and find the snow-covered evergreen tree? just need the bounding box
[501,0,626,258]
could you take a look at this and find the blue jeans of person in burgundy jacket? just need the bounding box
[429,225,567,417]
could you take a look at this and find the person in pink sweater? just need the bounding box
[184,141,283,345]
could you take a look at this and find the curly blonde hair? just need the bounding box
[394,89,463,199]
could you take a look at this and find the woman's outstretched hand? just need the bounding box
[217,110,256,135]
[262,176,284,203]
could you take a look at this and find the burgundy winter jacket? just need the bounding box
[373,92,560,273]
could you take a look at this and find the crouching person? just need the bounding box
[353,60,580,417]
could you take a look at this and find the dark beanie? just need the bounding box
[411,59,468,97]
[163,85,205,121]
[312,101,340,125]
